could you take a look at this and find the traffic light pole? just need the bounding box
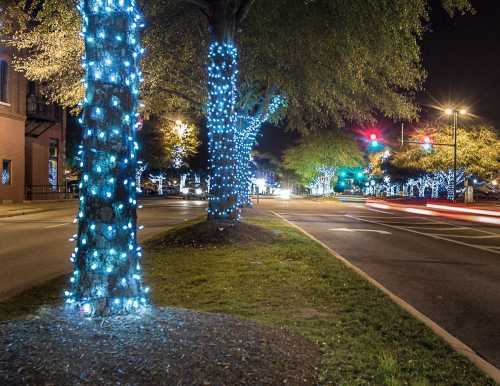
[400,122,458,201]
[453,112,458,202]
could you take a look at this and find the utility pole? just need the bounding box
[453,111,458,202]
[400,107,467,202]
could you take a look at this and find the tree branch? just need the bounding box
[236,0,256,26]
[158,87,204,109]
[181,0,209,10]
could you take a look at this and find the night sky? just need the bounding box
[257,0,500,158]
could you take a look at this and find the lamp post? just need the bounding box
[445,108,467,201]
[400,107,468,202]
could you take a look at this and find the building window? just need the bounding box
[48,139,59,190]
[0,60,8,103]
[2,159,12,185]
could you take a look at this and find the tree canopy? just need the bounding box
[282,131,364,185]
[391,123,500,178]
[0,0,472,128]
[138,118,200,170]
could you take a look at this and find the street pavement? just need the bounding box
[0,198,206,300]
[258,198,500,369]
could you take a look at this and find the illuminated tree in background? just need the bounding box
[283,131,364,195]
[439,168,466,200]
[309,166,336,196]
[393,124,499,199]
[3,0,473,219]
[150,173,166,195]
[135,161,148,192]
[235,95,285,207]
[65,0,148,316]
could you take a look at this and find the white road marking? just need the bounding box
[347,214,500,256]
[44,222,71,229]
[329,227,392,235]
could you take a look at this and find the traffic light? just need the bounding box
[369,133,379,148]
[422,136,432,151]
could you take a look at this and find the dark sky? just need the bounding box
[257,0,500,158]
[420,0,500,125]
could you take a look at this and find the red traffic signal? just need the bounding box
[422,135,432,150]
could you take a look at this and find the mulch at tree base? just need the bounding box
[0,307,320,386]
[148,220,278,248]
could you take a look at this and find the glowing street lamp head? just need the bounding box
[459,109,468,115]
[175,121,187,137]
[444,108,453,116]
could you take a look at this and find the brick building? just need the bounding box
[0,47,66,203]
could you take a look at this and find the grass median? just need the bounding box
[0,214,494,385]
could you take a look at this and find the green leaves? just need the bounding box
[0,0,473,129]
[392,124,500,178]
[282,131,365,184]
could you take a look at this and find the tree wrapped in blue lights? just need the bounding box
[235,95,285,208]
[207,41,239,220]
[66,0,148,317]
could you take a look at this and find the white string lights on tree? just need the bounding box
[309,166,336,196]
[150,173,166,195]
[173,120,188,169]
[66,0,148,317]
[135,161,148,192]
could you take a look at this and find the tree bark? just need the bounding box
[206,0,240,220]
[66,0,148,316]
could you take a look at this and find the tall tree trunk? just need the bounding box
[66,0,148,316]
[206,1,239,220]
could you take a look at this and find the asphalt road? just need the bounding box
[0,199,206,300]
[259,198,500,369]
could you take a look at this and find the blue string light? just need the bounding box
[206,41,239,220]
[234,96,285,208]
[66,0,148,317]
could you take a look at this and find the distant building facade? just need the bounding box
[0,47,66,203]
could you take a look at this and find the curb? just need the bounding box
[271,211,500,384]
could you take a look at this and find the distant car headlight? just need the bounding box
[280,189,291,199]
[195,188,203,195]
[181,188,189,194]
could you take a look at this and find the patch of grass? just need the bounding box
[0,215,495,385]
[0,276,68,321]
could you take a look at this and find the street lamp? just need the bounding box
[444,108,468,201]
[175,120,187,138]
